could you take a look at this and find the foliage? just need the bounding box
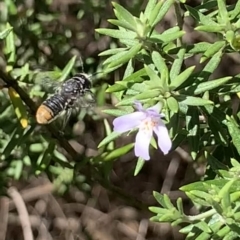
[1,0,240,238]
[96,0,240,239]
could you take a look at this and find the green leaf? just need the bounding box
[123,68,147,81]
[0,26,13,39]
[144,0,157,21]
[198,49,223,81]
[153,191,167,208]
[152,0,175,27]
[106,83,128,92]
[230,0,240,20]
[116,89,161,106]
[123,59,134,79]
[176,95,213,106]
[99,47,127,56]
[8,87,28,128]
[193,77,232,95]
[102,109,130,117]
[144,64,161,84]
[96,29,137,39]
[200,41,225,63]
[170,48,186,81]
[151,51,168,88]
[225,116,240,156]
[59,56,76,81]
[108,19,136,32]
[4,23,15,66]
[219,179,235,210]
[148,0,164,27]
[98,131,122,148]
[195,25,225,33]
[169,66,195,90]
[107,43,142,68]
[217,0,229,24]
[167,97,179,113]
[186,107,200,159]
[186,5,219,25]
[134,157,145,176]
[102,143,134,161]
[112,2,136,29]
[150,30,185,43]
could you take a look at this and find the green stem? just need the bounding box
[186,209,217,222]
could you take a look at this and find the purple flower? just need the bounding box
[113,101,172,160]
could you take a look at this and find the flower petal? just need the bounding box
[134,129,152,160]
[133,100,144,111]
[113,112,146,133]
[153,120,172,155]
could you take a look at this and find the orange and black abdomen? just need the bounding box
[36,94,66,124]
[36,105,54,124]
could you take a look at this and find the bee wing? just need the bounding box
[60,108,73,131]
[33,71,63,93]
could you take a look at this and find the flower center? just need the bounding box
[139,117,158,133]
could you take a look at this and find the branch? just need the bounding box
[8,187,34,240]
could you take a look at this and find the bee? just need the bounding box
[36,73,95,126]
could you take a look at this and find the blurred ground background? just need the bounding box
[0,0,240,239]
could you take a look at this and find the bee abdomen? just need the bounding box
[36,94,66,124]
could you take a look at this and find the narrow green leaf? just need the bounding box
[153,191,167,208]
[144,64,161,84]
[123,59,134,79]
[193,77,232,95]
[230,0,240,20]
[177,95,213,106]
[152,0,175,27]
[225,116,240,156]
[170,48,186,81]
[163,194,174,209]
[186,5,219,25]
[117,89,161,106]
[219,179,235,209]
[96,28,137,39]
[176,198,184,215]
[1,126,24,161]
[8,87,28,128]
[144,0,157,20]
[169,66,195,90]
[103,50,129,66]
[134,157,145,176]
[195,25,225,33]
[123,68,147,81]
[186,107,200,159]
[59,56,76,81]
[106,83,127,92]
[102,109,130,117]
[148,0,164,27]
[217,0,229,23]
[198,50,223,81]
[0,26,13,39]
[150,30,185,43]
[112,2,136,28]
[103,143,134,161]
[200,41,225,63]
[108,19,136,32]
[98,131,122,148]
[4,23,15,66]
[195,232,211,240]
[151,51,168,88]
[108,43,142,68]
[167,97,179,113]
[99,48,127,56]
